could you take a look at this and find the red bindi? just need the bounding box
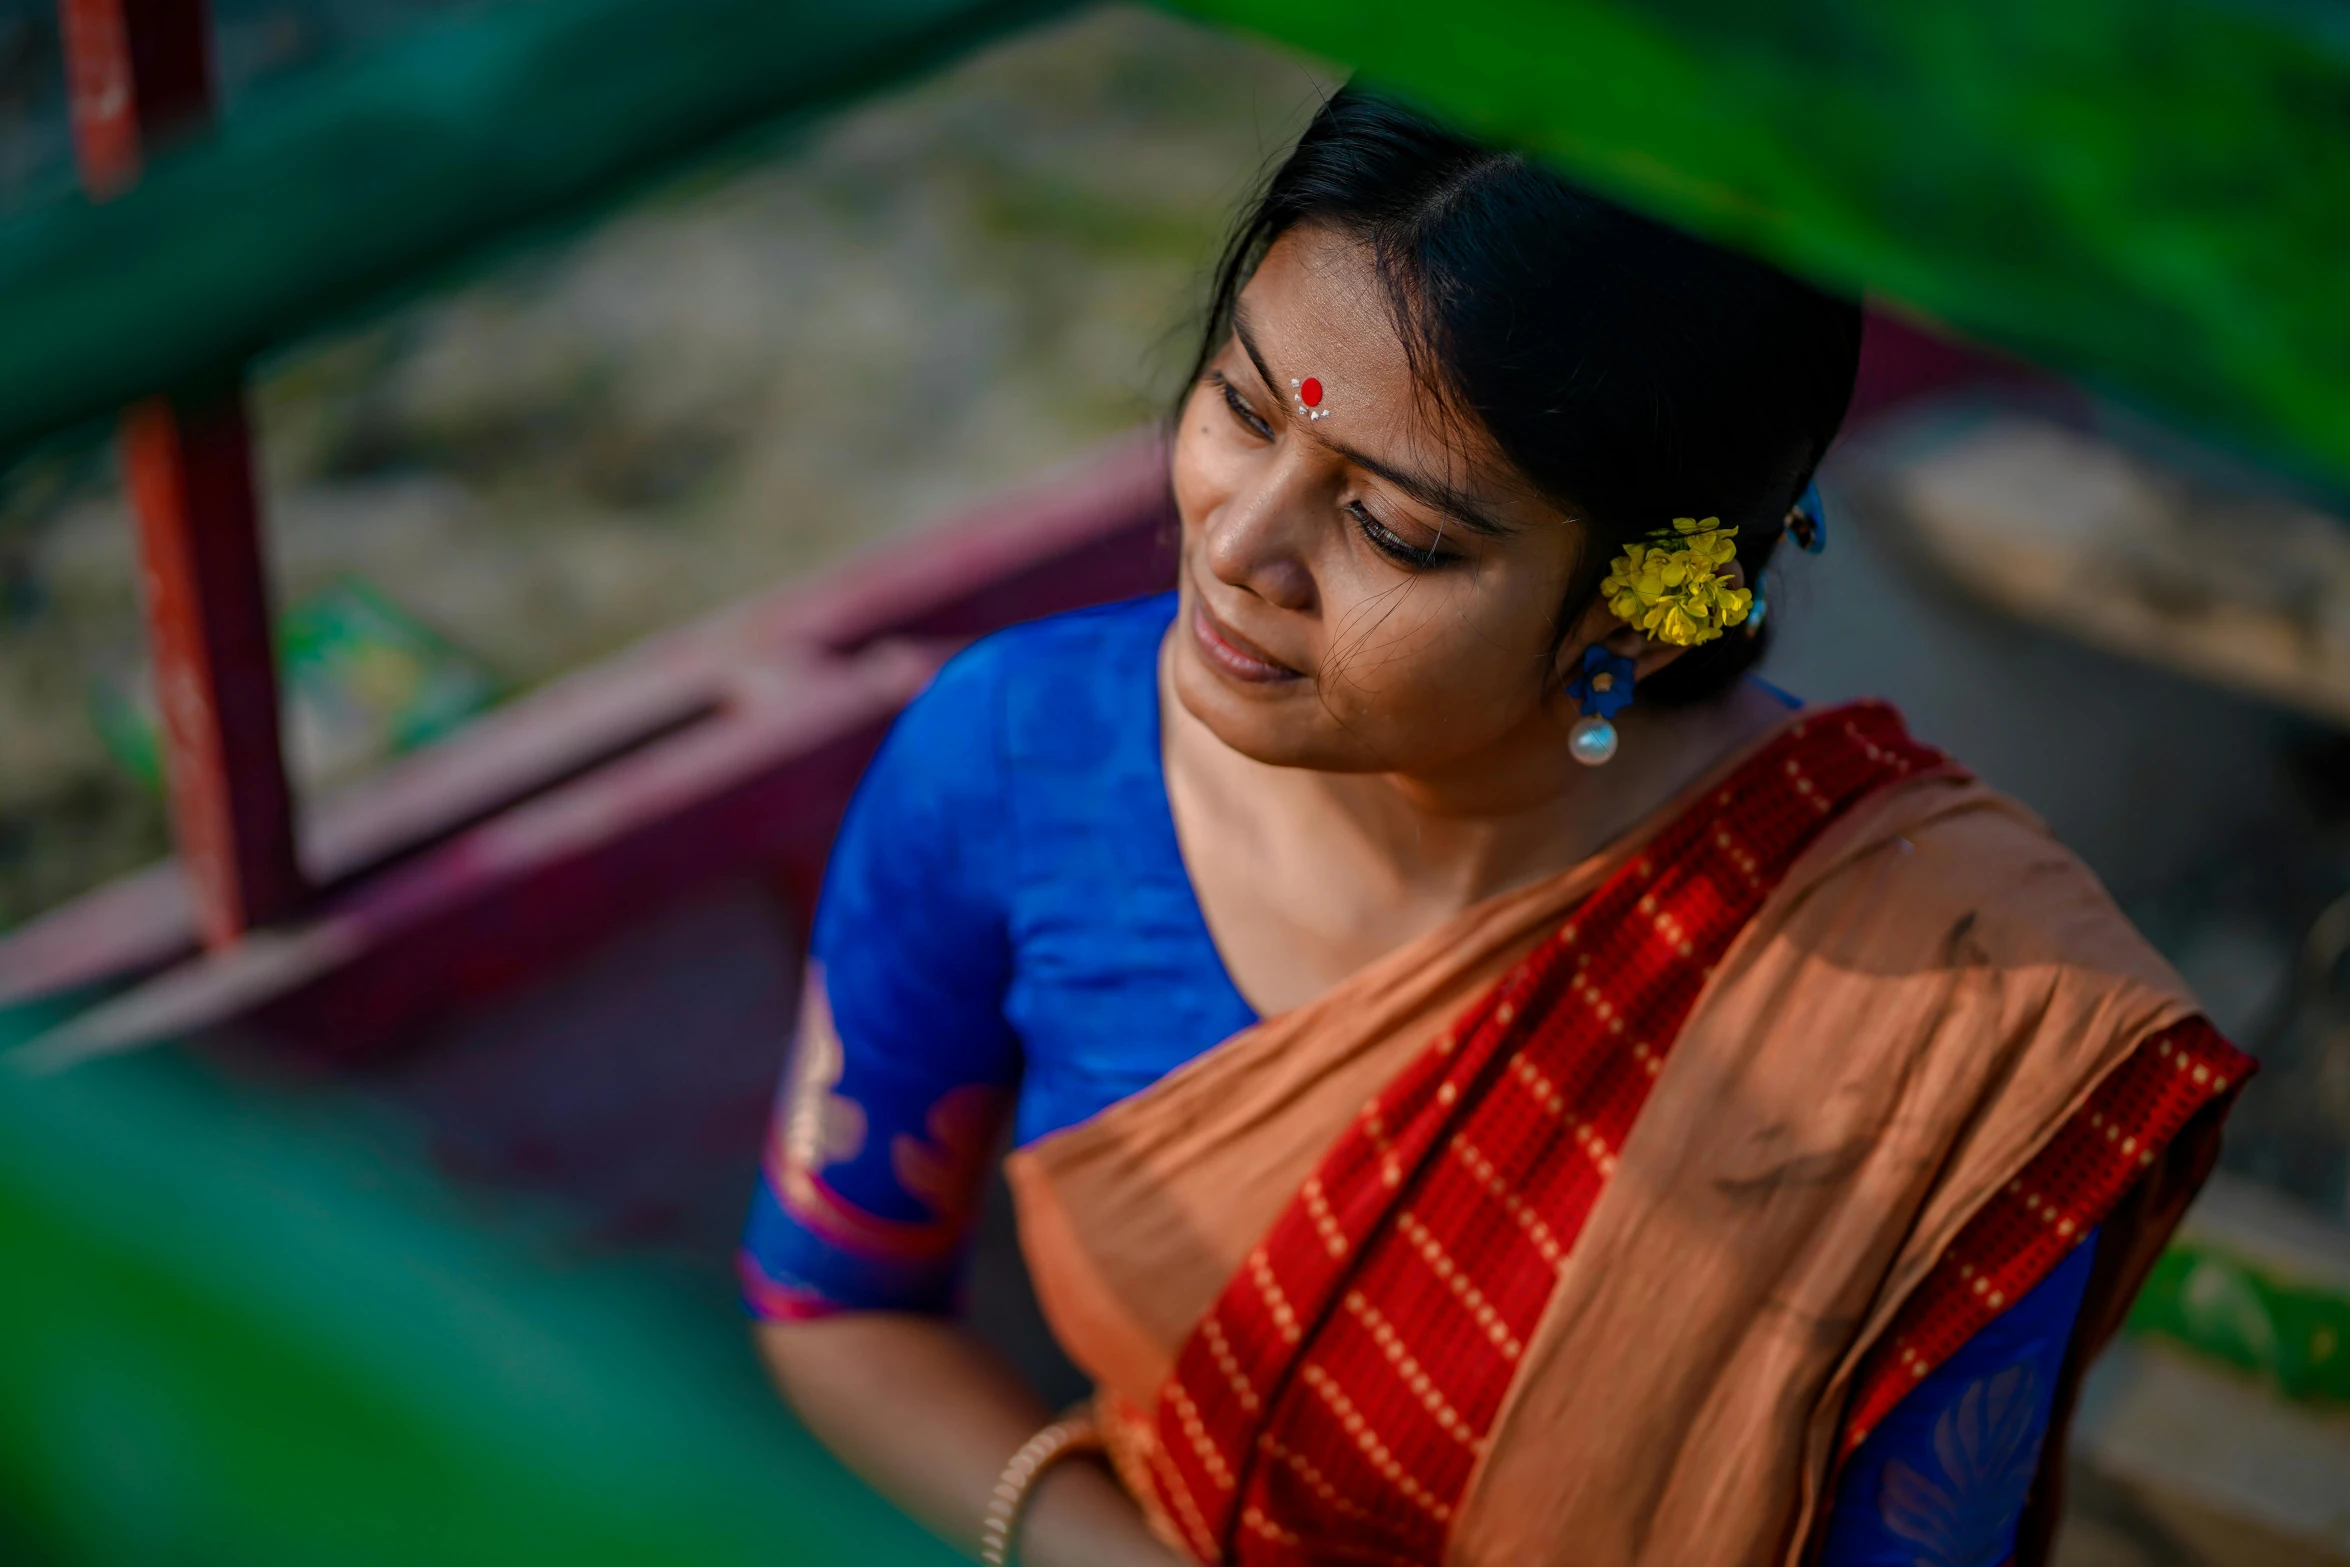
[1299,376,1324,408]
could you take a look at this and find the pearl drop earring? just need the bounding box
[1564,644,1637,767]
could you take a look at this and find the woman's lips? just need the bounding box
[1191,599,1304,683]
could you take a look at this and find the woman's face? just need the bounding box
[1170,224,1600,776]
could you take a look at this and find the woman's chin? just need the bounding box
[1169,649,1380,773]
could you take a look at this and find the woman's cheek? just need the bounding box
[1172,424,1250,536]
[1373,615,1534,740]
[1316,581,1449,705]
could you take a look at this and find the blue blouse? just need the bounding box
[742,592,2093,1567]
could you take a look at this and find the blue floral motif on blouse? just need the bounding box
[1879,1364,2047,1567]
[1824,1227,2097,1567]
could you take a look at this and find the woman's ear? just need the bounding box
[1606,623,1683,684]
[1556,605,1686,687]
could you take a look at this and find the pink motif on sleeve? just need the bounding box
[779,961,868,1174]
[769,962,1009,1268]
[736,1251,844,1322]
[895,1083,1011,1224]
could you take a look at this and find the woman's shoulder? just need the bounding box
[950,590,1175,684]
[1787,763,2191,1003]
[907,591,1175,762]
[824,598,1170,934]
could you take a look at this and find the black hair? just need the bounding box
[1189,89,1863,704]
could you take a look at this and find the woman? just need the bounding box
[741,93,2249,1567]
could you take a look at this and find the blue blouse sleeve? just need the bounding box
[1817,1228,2099,1567]
[738,643,1022,1321]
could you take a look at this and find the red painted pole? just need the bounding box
[59,0,306,943]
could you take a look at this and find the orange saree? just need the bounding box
[1007,702,2250,1567]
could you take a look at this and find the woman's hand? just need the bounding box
[755,1313,1190,1567]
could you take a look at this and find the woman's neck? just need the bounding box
[1338,682,1795,895]
[1162,645,1796,1016]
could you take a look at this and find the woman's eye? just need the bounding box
[1350,502,1458,570]
[1214,374,1275,441]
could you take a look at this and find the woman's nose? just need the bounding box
[1201,454,1319,612]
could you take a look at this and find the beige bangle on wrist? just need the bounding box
[978,1411,1103,1566]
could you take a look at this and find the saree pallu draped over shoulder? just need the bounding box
[1006,703,2252,1567]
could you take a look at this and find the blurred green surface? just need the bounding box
[0,0,1075,461]
[5,1017,2335,1565]
[0,0,2344,486]
[1163,0,2350,490]
[0,1005,962,1567]
[91,578,500,794]
[2128,1238,2350,1406]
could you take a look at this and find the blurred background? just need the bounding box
[0,0,1304,924]
[2,2,2347,1564]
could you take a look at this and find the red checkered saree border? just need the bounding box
[1837,1014,2252,1455]
[1132,703,1952,1565]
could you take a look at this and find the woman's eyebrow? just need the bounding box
[1230,306,1285,400]
[1323,440,1515,539]
[1229,308,1514,541]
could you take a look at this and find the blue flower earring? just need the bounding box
[1750,482,1828,638]
[1564,643,1636,767]
[1786,480,1827,554]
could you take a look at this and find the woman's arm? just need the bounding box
[756,1314,1188,1567]
[744,646,1182,1562]
[744,664,1178,1562]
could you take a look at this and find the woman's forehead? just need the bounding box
[1234,229,1544,530]
[1234,230,1412,401]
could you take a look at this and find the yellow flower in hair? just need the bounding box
[1600,516,1753,648]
